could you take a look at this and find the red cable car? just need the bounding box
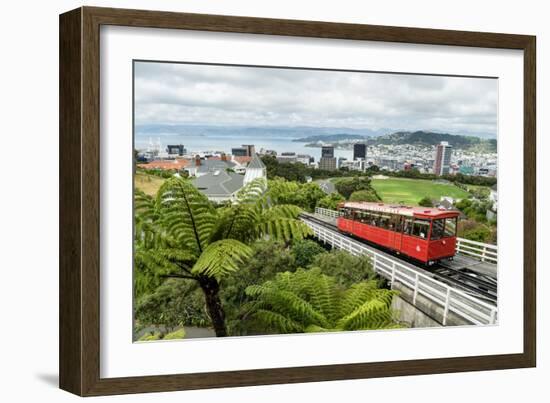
[337,202,459,265]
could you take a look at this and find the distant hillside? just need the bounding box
[372,131,497,152]
[292,133,369,143]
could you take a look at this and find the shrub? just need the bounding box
[163,328,186,340]
[291,239,327,268]
[349,189,380,202]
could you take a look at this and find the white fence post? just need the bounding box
[413,273,419,304]
[443,288,451,325]
[490,308,497,325]
[481,246,487,262]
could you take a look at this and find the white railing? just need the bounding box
[315,207,342,219]
[456,238,498,264]
[302,217,497,326]
[314,207,498,265]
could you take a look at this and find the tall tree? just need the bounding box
[134,177,311,336]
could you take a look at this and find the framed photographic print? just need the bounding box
[59,6,536,396]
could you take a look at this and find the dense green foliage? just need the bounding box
[261,155,369,182]
[219,241,299,335]
[334,177,375,199]
[457,219,496,243]
[135,279,210,331]
[418,196,434,207]
[138,328,186,341]
[134,177,311,336]
[267,179,326,212]
[312,250,377,287]
[291,239,328,268]
[317,193,345,210]
[455,198,492,222]
[136,166,180,178]
[349,189,380,202]
[244,268,401,333]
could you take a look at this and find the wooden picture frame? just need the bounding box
[59,6,536,396]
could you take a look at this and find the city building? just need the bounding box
[338,157,347,169]
[340,158,367,172]
[353,143,367,160]
[231,147,248,157]
[243,154,267,185]
[186,155,237,177]
[321,145,334,158]
[242,144,256,156]
[433,141,453,176]
[232,144,256,157]
[277,152,297,164]
[166,144,187,156]
[296,154,314,165]
[319,145,337,171]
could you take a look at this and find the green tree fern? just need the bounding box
[134,177,311,336]
[244,268,401,333]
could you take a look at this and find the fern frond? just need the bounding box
[157,177,218,253]
[250,309,304,333]
[244,269,402,334]
[192,239,252,279]
[236,178,267,204]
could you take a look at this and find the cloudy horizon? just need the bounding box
[134,61,498,138]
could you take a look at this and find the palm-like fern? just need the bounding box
[244,268,401,333]
[134,176,312,336]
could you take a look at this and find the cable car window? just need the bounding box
[444,217,457,237]
[390,214,402,232]
[369,212,379,227]
[379,214,391,229]
[431,219,445,240]
[403,218,413,235]
[411,219,430,239]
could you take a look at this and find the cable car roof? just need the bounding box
[340,202,460,218]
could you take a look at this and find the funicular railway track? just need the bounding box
[300,213,497,304]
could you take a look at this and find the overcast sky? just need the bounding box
[134,61,498,137]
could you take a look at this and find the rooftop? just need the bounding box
[341,201,459,218]
[137,159,189,170]
[192,170,244,197]
[247,154,266,169]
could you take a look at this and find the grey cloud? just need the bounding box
[134,61,497,137]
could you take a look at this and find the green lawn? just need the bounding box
[371,177,470,205]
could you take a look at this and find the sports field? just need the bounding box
[371,177,470,205]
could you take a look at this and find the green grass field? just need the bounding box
[371,177,470,205]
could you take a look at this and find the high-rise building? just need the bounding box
[319,157,337,171]
[353,143,366,161]
[321,145,335,158]
[434,141,453,176]
[242,144,256,156]
[319,146,337,171]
